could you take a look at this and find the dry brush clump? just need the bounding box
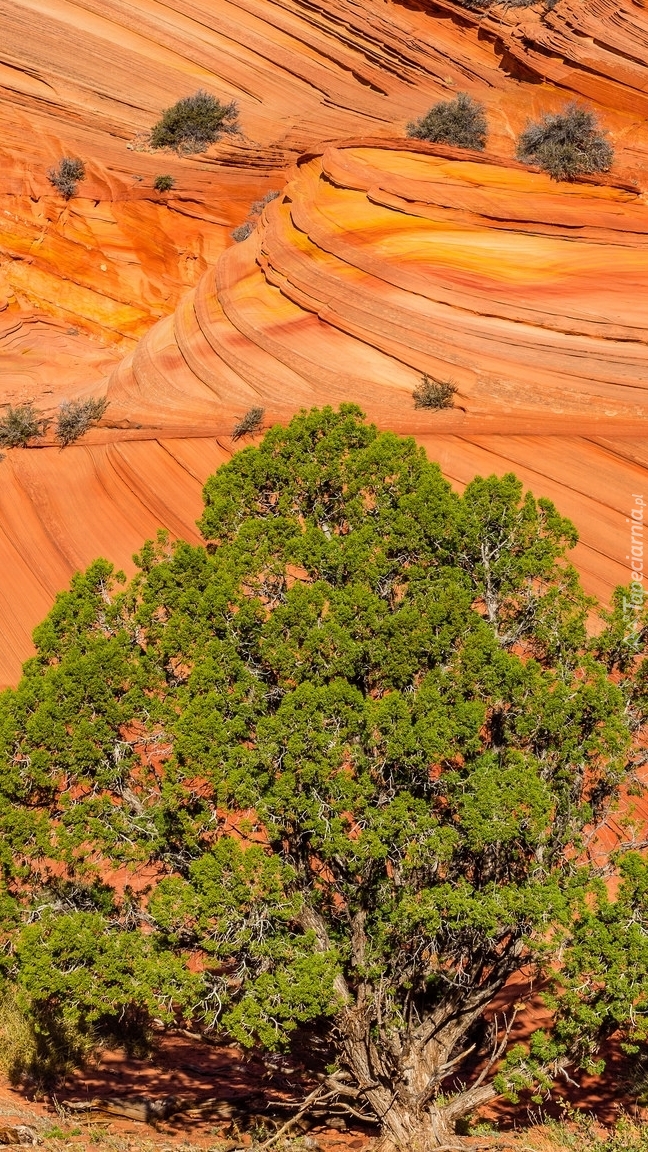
[0,404,49,448]
[150,90,239,153]
[413,374,458,409]
[47,157,86,200]
[231,190,280,242]
[0,398,109,454]
[56,397,109,447]
[0,984,95,1086]
[407,92,487,150]
[516,102,613,180]
[231,221,253,243]
[231,406,265,440]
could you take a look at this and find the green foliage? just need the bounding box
[0,985,41,1084]
[407,92,487,150]
[0,403,49,448]
[413,373,457,409]
[55,396,109,447]
[153,174,175,192]
[150,90,239,153]
[47,157,86,200]
[0,406,645,1138]
[516,103,613,180]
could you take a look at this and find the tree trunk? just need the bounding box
[339,1011,499,1151]
[371,1101,465,1151]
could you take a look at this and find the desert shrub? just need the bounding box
[150,90,239,153]
[47,157,86,200]
[535,1113,648,1152]
[231,221,253,243]
[516,102,613,180]
[249,190,280,216]
[55,396,109,447]
[0,983,96,1085]
[231,405,265,440]
[407,92,487,150]
[0,987,37,1083]
[0,404,49,448]
[232,191,280,243]
[153,174,175,192]
[413,373,458,409]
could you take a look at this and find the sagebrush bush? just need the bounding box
[47,157,86,200]
[150,90,239,153]
[413,374,458,409]
[153,174,175,192]
[516,102,613,180]
[249,190,280,216]
[56,397,109,447]
[231,191,280,243]
[231,406,265,440]
[407,92,487,150]
[231,222,253,243]
[0,404,49,448]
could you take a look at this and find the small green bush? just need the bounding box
[0,984,95,1085]
[407,92,487,150]
[0,987,37,1083]
[0,404,49,448]
[47,157,86,200]
[516,102,613,180]
[150,90,239,153]
[153,174,175,192]
[231,406,265,440]
[56,397,109,447]
[413,374,458,409]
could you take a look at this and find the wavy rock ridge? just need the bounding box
[105,138,648,599]
[2,0,648,685]
[2,0,648,338]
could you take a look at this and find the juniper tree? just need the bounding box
[0,407,647,1148]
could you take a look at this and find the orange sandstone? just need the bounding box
[1,0,648,684]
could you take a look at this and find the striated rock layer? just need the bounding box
[3,0,648,337]
[105,138,648,604]
[2,0,648,683]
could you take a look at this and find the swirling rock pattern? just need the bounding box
[105,139,648,601]
[2,0,648,335]
[1,0,648,684]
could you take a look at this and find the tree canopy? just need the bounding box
[0,406,647,1149]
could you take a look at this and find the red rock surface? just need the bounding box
[106,138,648,607]
[1,0,648,688]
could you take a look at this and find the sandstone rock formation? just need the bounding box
[2,0,648,685]
[2,0,647,336]
[106,138,648,604]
